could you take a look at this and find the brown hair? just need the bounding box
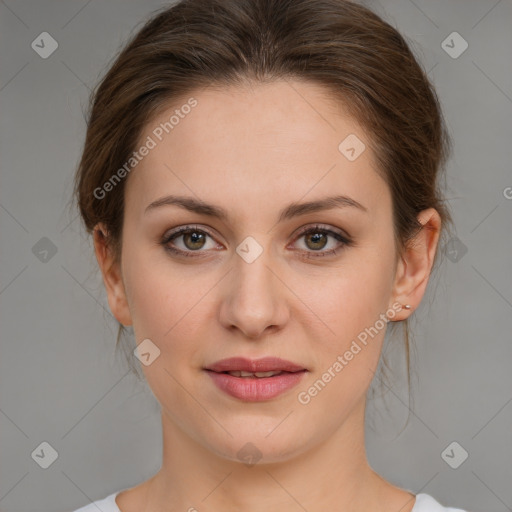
[72,0,453,391]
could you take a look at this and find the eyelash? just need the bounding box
[161,224,352,260]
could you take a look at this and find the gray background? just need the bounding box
[1,1,511,511]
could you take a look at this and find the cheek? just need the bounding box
[123,245,217,358]
[299,241,396,390]
[310,246,395,337]
[296,284,390,421]
[127,265,170,336]
[122,253,211,411]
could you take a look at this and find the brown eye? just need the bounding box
[161,226,218,258]
[181,230,207,250]
[161,224,352,260]
[292,224,352,259]
[304,231,328,251]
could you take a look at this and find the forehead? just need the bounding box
[125,80,389,221]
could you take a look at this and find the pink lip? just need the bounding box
[204,357,307,402]
[205,357,306,373]
[205,370,307,401]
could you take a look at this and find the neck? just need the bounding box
[140,398,414,512]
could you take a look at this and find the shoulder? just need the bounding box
[413,493,468,512]
[71,491,121,512]
[70,490,467,512]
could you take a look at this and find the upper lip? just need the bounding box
[204,357,306,373]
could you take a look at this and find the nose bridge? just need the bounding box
[220,236,288,338]
[233,239,278,310]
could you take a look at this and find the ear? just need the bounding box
[389,208,441,321]
[93,223,133,326]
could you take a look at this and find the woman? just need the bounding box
[71,0,466,510]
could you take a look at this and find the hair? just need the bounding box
[72,0,453,402]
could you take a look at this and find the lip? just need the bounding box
[204,357,307,402]
[204,357,306,373]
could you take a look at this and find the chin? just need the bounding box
[198,421,317,467]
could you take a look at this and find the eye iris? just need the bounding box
[184,231,206,250]
[305,232,327,250]
[171,228,337,254]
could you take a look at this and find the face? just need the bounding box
[96,79,436,464]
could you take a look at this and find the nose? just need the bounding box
[219,247,289,340]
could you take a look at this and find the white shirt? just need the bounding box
[72,489,468,511]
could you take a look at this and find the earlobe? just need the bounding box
[93,223,133,326]
[389,208,441,320]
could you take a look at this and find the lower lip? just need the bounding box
[205,370,307,401]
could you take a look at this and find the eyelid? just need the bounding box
[161,223,352,257]
[163,223,349,242]
[162,225,222,251]
[163,224,218,241]
[291,223,349,241]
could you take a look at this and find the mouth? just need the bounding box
[213,369,291,378]
[204,357,308,401]
[204,356,307,373]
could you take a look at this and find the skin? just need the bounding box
[93,79,441,512]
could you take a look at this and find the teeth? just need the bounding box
[226,370,283,378]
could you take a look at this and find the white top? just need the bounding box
[72,489,467,511]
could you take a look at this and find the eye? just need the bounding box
[291,224,352,259]
[161,224,352,259]
[161,225,219,258]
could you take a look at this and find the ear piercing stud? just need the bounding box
[402,304,411,310]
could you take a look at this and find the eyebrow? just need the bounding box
[144,194,368,222]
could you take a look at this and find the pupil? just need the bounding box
[186,231,204,249]
[307,232,326,250]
